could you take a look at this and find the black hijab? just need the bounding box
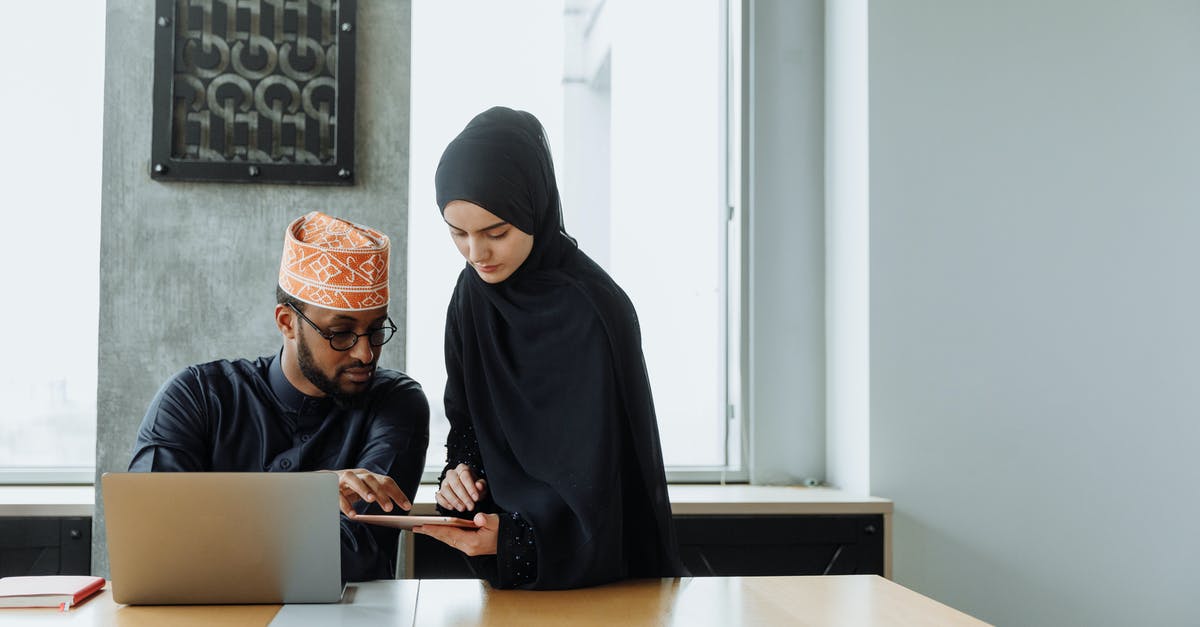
[436,107,682,588]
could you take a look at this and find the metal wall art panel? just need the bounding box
[150,0,356,184]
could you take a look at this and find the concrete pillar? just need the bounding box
[94,0,412,576]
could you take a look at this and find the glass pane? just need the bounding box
[568,1,727,467]
[407,0,727,471]
[0,1,104,475]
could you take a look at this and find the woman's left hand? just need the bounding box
[413,512,499,556]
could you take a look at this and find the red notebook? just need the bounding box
[0,576,105,610]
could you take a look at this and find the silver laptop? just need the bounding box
[102,472,345,605]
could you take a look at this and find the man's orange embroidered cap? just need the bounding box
[278,211,389,311]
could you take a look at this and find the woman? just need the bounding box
[413,106,682,589]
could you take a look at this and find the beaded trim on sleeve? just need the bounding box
[498,512,537,587]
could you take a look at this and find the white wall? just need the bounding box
[868,1,1200,625]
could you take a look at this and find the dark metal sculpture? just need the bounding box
[150,0,356,184]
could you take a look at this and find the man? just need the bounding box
[129,211,429,581]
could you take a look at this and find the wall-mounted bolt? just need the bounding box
[157,16,171,27]
[153,163,168,174]
[337,168,352,179]
[341,22,353,32]
[248,165,261,177]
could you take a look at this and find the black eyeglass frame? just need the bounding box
[286,302,396,351]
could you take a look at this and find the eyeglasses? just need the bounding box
[287,302,396,351]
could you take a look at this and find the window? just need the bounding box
[0,1,105,483]
[407,1,743,478]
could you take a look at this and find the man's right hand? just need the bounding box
[436,463,488,512]
[330,469,412,517]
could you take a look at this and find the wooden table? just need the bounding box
[0,575,988,626]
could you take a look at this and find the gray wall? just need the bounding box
[94,0,412,575]
[869,1,1200,625]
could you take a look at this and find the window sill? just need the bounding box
[0,484,893,518]
[408,483,892,515]
[0,484,93,517]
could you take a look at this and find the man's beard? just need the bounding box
[296,333,373,409]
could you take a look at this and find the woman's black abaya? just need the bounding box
[434,106,683,589]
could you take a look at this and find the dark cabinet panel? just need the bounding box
[8,514,881,580]
[0,517,92,577]
[675,515,884,576]
[412,514,885,579]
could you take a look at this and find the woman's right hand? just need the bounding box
[437,463,488,512]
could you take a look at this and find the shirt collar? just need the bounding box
[268,349,330,414]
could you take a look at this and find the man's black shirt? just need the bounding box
[129,352,429,581]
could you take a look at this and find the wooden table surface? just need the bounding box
[0,575,987,626]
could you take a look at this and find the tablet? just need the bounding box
[352,514,479,530]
